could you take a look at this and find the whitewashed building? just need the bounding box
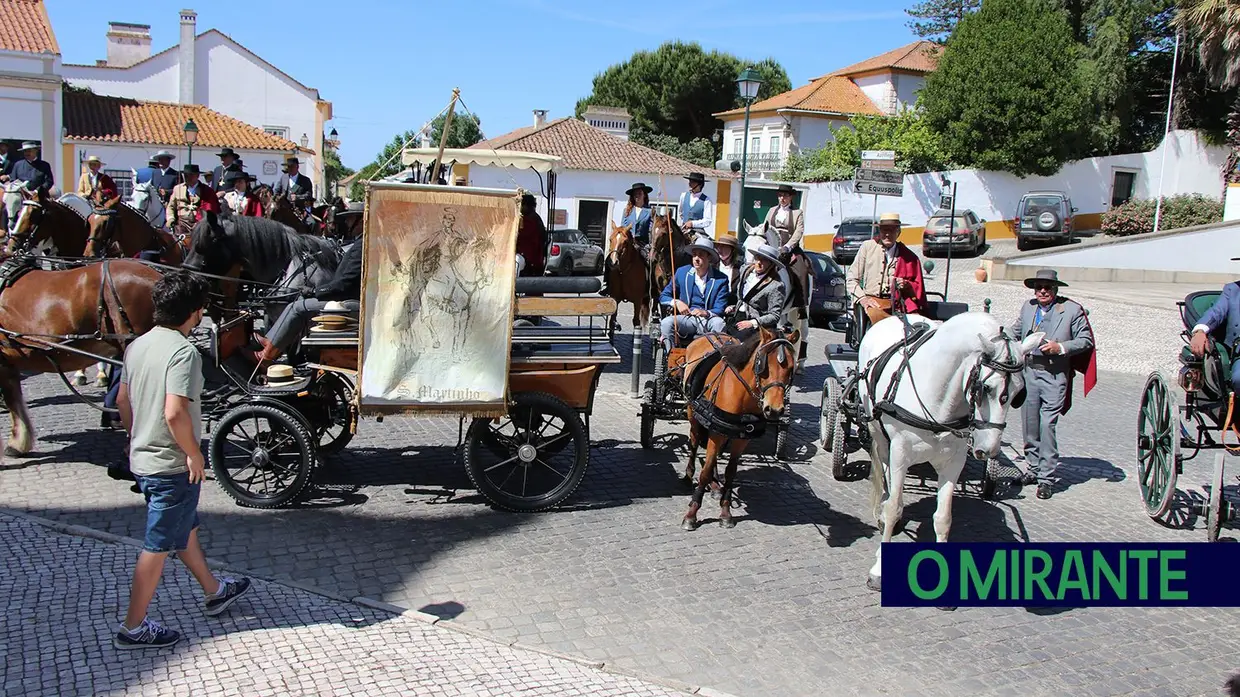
[0,0,64,185]
[455,108,740,247]
[713,41,939,179]
[60,9,332,197]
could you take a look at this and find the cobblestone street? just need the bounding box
[2,247,1239,696]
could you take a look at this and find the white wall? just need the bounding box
[852,73,892,114]
[63,53,180,102]
[0,49,64,185]
[0,85,46,140]
[799,129,1229,243]
[893,73,925,112]
[1227,183,1240,222]
[67,141,293,189]
[1006,221,1240,273]
[794,116,850,153]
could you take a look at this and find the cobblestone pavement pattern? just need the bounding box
[1,241,1239,696]
[0,512,687,697]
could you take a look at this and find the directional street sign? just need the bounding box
[939,194,954,211]
[854,166,904,197]
[861,150,896,161]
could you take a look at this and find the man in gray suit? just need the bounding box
[1007,269,1095,500]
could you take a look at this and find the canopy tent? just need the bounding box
[400,148,563,174]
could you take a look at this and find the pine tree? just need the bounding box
[905,0,981,43]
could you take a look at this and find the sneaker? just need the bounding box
[205,576,252,616]
[113,618,180,650]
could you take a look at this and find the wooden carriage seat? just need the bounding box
[1181,290,1232,397]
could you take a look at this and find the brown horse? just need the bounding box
[604,221,650,329]
[4,189,90,258]
[678,325,800,530]
[0,259,162,457]
[83,203,184,264]
[254,184,315,235]
[648,212,690,303]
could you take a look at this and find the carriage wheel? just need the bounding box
[1136,371,1179,520]
[652,342,667,404]
[640,382,656,450]
[831,409,849,481]
[980,458,1000,501]
[820,376,842,451]
[775,406,791,461]
[209,402,315,509]
[308,372,355,454]
[464,391,588,512]
[1206,452,1229,542]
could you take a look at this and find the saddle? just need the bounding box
[862,297,894,325]
[0,254,37,291]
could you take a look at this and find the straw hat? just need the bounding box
[311,314,356,330]
[85,155,105,166]
[265,364,298,385]
[715,234,740,250]
[878,212,906,226]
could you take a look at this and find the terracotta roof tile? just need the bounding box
[472,118,730,178]
[715,75,883,119]
[822,40,940,78]
[63,89,303,152]
[0,0,59,54]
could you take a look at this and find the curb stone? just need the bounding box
[0,507,731,696]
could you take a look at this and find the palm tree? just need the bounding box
[1174,0,1240,188]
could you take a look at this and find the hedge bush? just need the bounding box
[1101,194,1223,237]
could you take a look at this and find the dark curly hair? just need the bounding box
[152,270,211,327]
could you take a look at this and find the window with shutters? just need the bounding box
[105,169,133,199]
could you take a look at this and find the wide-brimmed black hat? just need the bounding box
[626,182,653,196]
[776,184,796,195]
[222,169,247,185]
[684,172,706,185]
[284,156,301,166]
[182,163,201,175]
[217,147,238,158]
[1023,268,1068,289]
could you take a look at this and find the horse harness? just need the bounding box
[687,333,796,440]
[859,320,1025,440]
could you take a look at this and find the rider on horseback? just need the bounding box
[2,142,54,233]
[165,165,220,231]
[77,156,121,208]
[677,172,713,242]
[599,182,654,295]
[273,156,316,229]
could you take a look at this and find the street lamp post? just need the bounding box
[182,118,199,166]
[328,127,339,199]
[940,173,958,300]
[735,67,762,241]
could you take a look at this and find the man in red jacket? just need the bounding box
[844,212,926,327]
[516,194,546,277]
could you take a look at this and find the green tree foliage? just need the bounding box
[1174,0,1240,186]
[906,0,980,42]
[920,0,1094,176]
[575,41,791,144]
[349,130,420,200]
[777,109,954,182]
[429,113,483,149]
[629,129,718,169]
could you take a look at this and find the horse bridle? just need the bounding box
[7,199,42,252]
[964,333,1026,431]
[718,336,797,405]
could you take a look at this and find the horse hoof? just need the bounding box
[681,518,697,531]
[866,575,882,592]
[719,517,735,529]
[73,375,87,386]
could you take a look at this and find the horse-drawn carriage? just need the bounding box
[1137,289,1238,541]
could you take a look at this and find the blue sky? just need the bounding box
[47,0,920,170]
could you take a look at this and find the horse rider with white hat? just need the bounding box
[727,243,787,342]
[1,141,54,233]
[677,172,713,241]
[657,236,730,347]
[77,156,121,207]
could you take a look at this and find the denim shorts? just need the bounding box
[135,472,201,554]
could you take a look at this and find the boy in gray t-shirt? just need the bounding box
[113,270,252,650]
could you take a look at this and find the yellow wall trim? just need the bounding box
[715,179,731,237]
[802,215,1105,254]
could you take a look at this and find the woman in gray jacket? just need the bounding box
[728,244,787,340]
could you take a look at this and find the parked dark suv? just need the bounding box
[831,217,876,265]
[1015,191,1077,251]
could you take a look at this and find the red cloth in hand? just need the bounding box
[892,244,927,313]
[1063,309,1097,414]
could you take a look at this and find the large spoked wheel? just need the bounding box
[209,402,316,509]
[831,409,849,481]
[820,376,842,451]
[464,391,588,512]
[652,341,667,404]
[1136,371,1179,520]
[1206,452,1231,542]
[980,457,1000,501]
[640,382,656,450]
[305,372,355,454]
[774,405,791,461]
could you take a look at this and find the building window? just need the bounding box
[1110,169,1138,208]
[654,202,679,220]
[769,136,781,155]
[263,126,289,139]
[733,138,742,157]
[105,169,133,199]
[751,136,761,154]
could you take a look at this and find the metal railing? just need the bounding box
[724,152,786,174]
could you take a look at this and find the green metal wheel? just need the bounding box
[1136,371,1178,520]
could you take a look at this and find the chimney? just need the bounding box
[105,22,151,68]
[582,106,631,141]
[533,109,548,129]
[178,10,196,104]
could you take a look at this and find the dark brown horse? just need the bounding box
[83,203,184,264]
[4,189,90,257]
[604,221,650,329]
[254,184,314,235]
[648,211,689,303]
[0,259,162,457]
[678,325,800,530]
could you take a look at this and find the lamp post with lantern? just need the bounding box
[182,118,199,166]
[735,67,762,242]
[327,127,339,199]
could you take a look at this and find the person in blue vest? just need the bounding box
[677,172,713,241]
[658,237,729,347]
[134,157,159,185]
[150,150,181,204]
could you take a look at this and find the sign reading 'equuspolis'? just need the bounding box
[881,543,1239,607]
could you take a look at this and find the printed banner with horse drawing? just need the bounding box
[356,183,521,417]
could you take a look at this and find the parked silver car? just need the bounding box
[922,208,987,256]
[544,228,604,276]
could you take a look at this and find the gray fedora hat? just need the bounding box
[1023,268,1068,289]
[153,150,175,160]
[19,140,40,151]
[687,236,719,263]
[751,243,785,268]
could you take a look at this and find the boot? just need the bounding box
[249,335,282,370]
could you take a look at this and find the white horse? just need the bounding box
[128,179,165,227]
[3,181,28,234]
[858,311,1042,591]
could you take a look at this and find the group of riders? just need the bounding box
[591,170,929,374]
[0,139,323,237]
